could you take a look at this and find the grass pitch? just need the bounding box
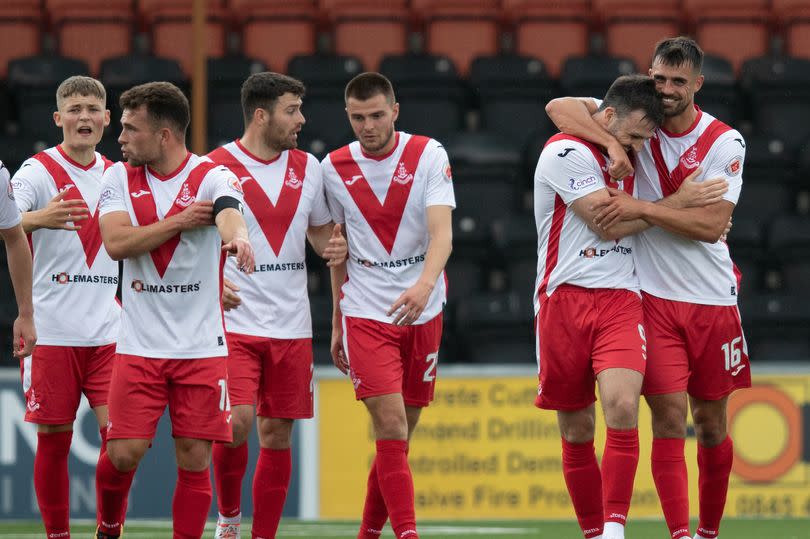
[0,518,807,538]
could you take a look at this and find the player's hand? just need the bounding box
[387,281,434,326]
[331,323,348,374]
[592,188,644,230]
[222,237,254,275]
[673,168,728,208]
[13,314,36,358]
[606,140,634,179]
[322,224,347,267]
[720,216,733,242]
[222,278,241,311]
[38,189,90,230]
[174,200,214,230]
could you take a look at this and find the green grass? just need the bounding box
[0,518,808,538]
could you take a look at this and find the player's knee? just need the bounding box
[373,413,408,440]
[692,412,727,447]
[604,396,639,429]
[649,399,688,438]
[106,445,142,472]
[258,418,294,449]
[558,413,595,444]
[229,419,251,447]
[175,439,212,471]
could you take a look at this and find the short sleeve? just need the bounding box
[306,158,332,227]
[321,157,345,224]
[0,161,21,229]
[10,159,44,213]
[97,163,129,216]
[202,165,246,205]
[701,132,745,206]
[536,140,606,205]
[424,142,456,209]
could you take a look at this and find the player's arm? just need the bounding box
[100,202,214,260]
[329,256,348,373]
[307,222,347,267]
[215,204,254,274]
[572,189,650,240]
[545,97,634,178]
[387,205,452,326]
[1,223,36,357]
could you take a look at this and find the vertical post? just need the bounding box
[191,0,207,155]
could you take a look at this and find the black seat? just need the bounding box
[559,54,637,99]
[470,54,557,147]
[749,336,810,362]
[492,213,538,297]
[734,182,794,223]
[207,55,267,143]
[444,259,485,303]
[742,135,798,184]
[454,292,535,364]
[741,55,810,152]
[287,54,363,151]
[380,53,467,141]
[8,54,90,142]
[768,215,810,260]
[698,54,741,125]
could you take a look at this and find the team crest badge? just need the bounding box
[285,168,302,189]
[228,176,244,194]
[680,145,700,169]
[393,161,413,185]
[175,182,195,208]
[131,279,144,293]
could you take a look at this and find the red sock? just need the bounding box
[35,431,72,538]
[696,436,733,538]
[561,438,603,539]
[652,438,690,539]
[252,448,292,539]
[213,442,248,518]
[95,452,135,535]
[602,428,639,526]
[375,440,418,539]
[173,468,212,539]
[358,456,388,538]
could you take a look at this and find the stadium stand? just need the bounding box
[328,0,410,72]
[207,54,267,145]
[0,0,42,78]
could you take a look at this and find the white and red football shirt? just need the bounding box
[12,146,120,346]
[634,107,745,305]
[533,134,638,315]
[98,153,245,359]
[208,140,331,339]
[0,161,21,229]
[321,132,455,325]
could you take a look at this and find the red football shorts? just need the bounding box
[225,333,313,419]
[106,354,231,443]
[641,293,751,400]
[535,285,647,411]
[20,344,115,424]
[343,313,443,407]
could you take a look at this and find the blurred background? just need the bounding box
[0,0,809,530]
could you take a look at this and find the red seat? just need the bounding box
[139,0,227,77]
[772,0,810,60]
[231,0,317,72]
[507,1,591,78]
[0,0,42,78]
[328,1,409,71]
[419,0,501,77]
[594,1,682,71]
[48,0,133,76]
[684,0,770,75]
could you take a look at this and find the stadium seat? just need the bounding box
[8,55,91,143]
[0,0,42,78]
[749,335,810,362]
[469,54,557,147]
[773,0,810,60]
[287,54,363,152]
[100,54,187,129]
[742,135,799,185]
[768,215,810,259]
[697,54,742,126]
[491,213,537,297]
[684,0,770,75]
[379,53,466,141]
[593,0,682,72]
[506,0,591,78]
[454,292,535,364]
[739,292,810,357]
[47,0,133,76]
[741,56,810,153]
[0,81,9,134]
[232,0,318,72]
[327,1,409,72]
[138,0,227,77]
[559,54,637,99]
[780,260,810,292]
[444,259,485,303]
[207,54,267,144]
[726,217,764,260]
[419,0,501,77]
[0,133,44,175]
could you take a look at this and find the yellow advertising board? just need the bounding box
[318,373,810,519]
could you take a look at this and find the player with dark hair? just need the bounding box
[322,72,455,539]
[94,81,254,539]
[546,36,748,539]
[11,75,117,539]
[207,71,346,539]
